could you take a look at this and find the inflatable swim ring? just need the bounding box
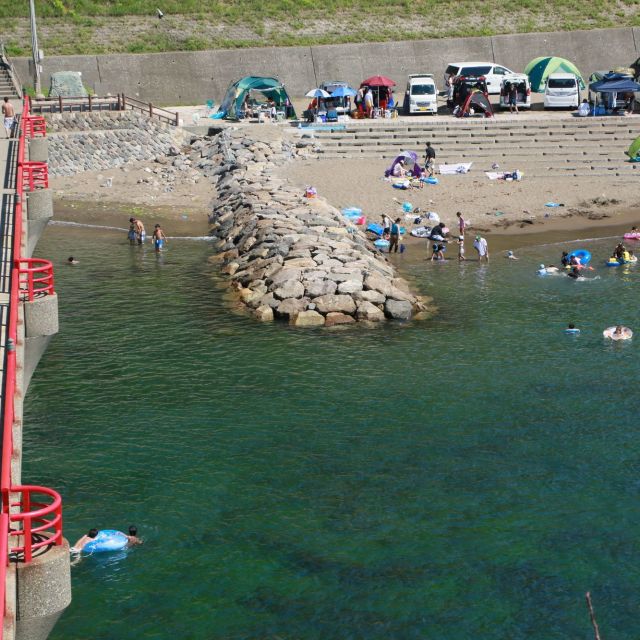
[606,258,621,267]
[83,530,128,554]
[623,232,640,240]
[565,328,581,334]
[568,249,592,265]
[411,226,432,238]
[603,326,633,340]
[374,239,390,249]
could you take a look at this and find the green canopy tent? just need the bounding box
[218,76,296,120]
[626,135,640,161]
[524,56,585,92]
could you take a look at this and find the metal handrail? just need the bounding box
[8,486,63,563]
[17,259,54,301]
[0,43,23,99]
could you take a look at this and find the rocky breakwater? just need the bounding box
[199,128,429,327]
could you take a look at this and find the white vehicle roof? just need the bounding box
[547,72,578,79]
[448,61,496,67]
[502,73,529,80]
[408,74,434,80]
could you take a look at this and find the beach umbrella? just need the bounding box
[329,86,357,98]
[305,88,331,98]
[361,75,396,87]
[524,56,585,92]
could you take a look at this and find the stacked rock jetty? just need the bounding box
[195,127,430,326]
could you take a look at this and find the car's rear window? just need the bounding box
[445,65,459,76]
[411,84,436,95]
[548,78,576,89]
[460,66,491,76]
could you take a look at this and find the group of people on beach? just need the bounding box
[128,217,167,253]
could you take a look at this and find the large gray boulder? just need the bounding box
[273,279,305,300]
[292,310,325,327]
[313,294,356,314]
[356,301,385,322]
[275,298,307,319]
[384,299,412,320]
[304,279,337,298]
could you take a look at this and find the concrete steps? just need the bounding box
[308,117,636,176]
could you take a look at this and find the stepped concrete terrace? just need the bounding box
[307,113,640,178]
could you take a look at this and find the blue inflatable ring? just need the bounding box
[83,530,128,554]
[568,249,591,265]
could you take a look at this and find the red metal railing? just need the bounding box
[17,259,55,302]
[0,96,63,637]
[8,487,63,563]
[22,115,46,138]
[21,161,49,191]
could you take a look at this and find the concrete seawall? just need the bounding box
[12,27,640,105]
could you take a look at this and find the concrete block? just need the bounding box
[27,139,48,163]
[16,540,71,640]
[24,293,59,339]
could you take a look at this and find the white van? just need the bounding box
[499,74,531,109]
[406,74,438,114]
[444,62,514,94]
[544,73,581,109]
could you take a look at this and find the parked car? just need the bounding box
[404,74,438,114]
[499,74,532,109]
[543,73,581,109]
[444,62,515,95]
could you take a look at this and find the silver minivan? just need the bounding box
[544,73,581,109]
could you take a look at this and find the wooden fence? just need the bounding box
[29,93,179,125]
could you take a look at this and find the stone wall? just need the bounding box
[12,27,640,105]
[44,112,186,176]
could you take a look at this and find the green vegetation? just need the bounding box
[0,0,639,55]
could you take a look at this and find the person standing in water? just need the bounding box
[126,525,143,546]
[132,218,146,245]
[152,224,167,253]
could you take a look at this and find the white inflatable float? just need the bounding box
[603,326,633,341]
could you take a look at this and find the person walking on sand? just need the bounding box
[456,211,465,236]
[2,98,15,138]
[424,142,436,177]
[388,218,401,253]
[473,234,489,262]
[152,224,167,253]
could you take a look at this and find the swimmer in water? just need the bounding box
[506,250,518,260]
[67,257,79,265]
[71,528,98,553]
[567,266,581,279]
[126,525,143,546]
[566,323,580,333]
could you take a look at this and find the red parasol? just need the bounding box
[361,75,396,87]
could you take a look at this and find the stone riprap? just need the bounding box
[200,128,428,326]
[46,112,186,176]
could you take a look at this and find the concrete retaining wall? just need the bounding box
[12,27,640,105]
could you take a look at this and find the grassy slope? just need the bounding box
[1,0,639,56]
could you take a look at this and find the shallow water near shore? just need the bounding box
[25,225,640,639]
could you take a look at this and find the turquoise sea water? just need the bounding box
[23,227,640,639]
